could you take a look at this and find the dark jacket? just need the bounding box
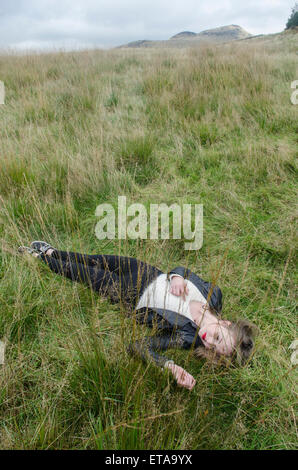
[128,266,223,367]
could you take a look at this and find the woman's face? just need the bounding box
[199,320,236,356]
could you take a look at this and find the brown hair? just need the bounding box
[194,319,258,367]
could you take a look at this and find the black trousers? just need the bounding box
[40,250,163,308]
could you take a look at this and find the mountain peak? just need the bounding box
[170,31,197,39]
[198,24,251,39]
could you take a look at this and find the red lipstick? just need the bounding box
[202,332,207,340]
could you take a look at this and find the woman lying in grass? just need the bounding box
[18,242,257,390]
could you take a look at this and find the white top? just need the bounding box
[136,273,207,322]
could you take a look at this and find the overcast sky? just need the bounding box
[0,0,296,50]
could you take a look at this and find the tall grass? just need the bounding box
[0,34,297,449]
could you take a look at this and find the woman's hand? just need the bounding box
[170,276,189,300]
[166,363,196,390]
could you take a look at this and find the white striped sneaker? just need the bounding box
[30,241,54,255]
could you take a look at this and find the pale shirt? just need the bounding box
[136,273,207,321]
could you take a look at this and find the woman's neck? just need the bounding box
[189,300,216,328]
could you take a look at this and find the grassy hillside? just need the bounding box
[0,36,297,449]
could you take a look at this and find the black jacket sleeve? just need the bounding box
[127,331,186,368]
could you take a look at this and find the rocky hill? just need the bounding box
[118,24,252,48]
[196,24,251,40]
[170,31,197,39]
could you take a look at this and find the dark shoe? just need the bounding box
[30,241,54,255]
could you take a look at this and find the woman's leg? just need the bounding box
[49,250,139,273]
[42,250,163,306]
[40,253,121,299]
[49,250,160,278]
[50,250,105,267]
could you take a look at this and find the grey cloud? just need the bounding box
[0,0,295,50]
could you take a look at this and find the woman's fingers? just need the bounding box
[170,282,189,299]
[175,368,196,390]
[182,283,189,301]
[188,376,196,390]
[171,286,177,295]
[178,377,195,390]
[186,376,196,390]
[171,285,182,296]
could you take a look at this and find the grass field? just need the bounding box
[0,32,297,449]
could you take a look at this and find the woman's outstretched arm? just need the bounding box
[128,333,196,390]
